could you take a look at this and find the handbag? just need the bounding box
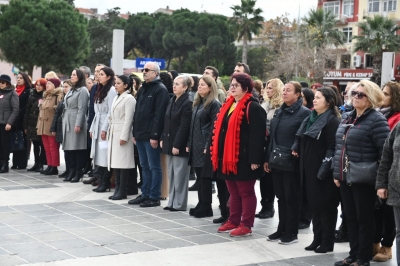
[269,138,297,171]
[10,131,25,152]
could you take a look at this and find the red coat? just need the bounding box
[388,112,400,130]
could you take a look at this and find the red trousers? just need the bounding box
[225,179,257,228]
[42,135,60,167]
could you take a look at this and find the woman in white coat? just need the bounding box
[107,75,136,200]
[90,67,117,192]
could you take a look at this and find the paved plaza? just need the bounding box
[0,156,396,266]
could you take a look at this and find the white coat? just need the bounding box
[89,86,117,167]
[107,91,136,169]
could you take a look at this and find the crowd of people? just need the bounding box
[0,61,400,266]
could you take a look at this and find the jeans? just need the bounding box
[392,206,400,266]
[136,140,162,200]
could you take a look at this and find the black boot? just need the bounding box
[40,166,51,175]
[189,201,202,216]
[83,176,98,185]
[188,178,200,191]
[109,170,120,200]
[27,162,39,172]
[36,163,44,173]
[112,169,127,200]
[256,202,275,219]
[45,167,58,176]
[125,168,138,195]
[92,167,103,192]
[71,169,83,183]
[189,167,196,180]
[63,168,76,182]
[82,160,91,174]
[0,160,9,173]
[58,169,70,178]
[96,167,111,192]
[194,203,213,218]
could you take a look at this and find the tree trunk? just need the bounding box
[371,54,382,86]
[242,37,248,64]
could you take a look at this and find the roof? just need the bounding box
[75,8,96,15]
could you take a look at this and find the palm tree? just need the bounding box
[230,0,264,64]
[353,15,400,85]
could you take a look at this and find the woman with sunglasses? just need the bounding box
[333,80,390,266]
[23,78,47,172]
[0,75,19,173]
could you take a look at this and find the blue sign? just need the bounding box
[136,58,166,70]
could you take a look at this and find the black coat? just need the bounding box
[293,109,340,212]
[216,98,266,181]
[0,85,19,126]
[50,100,65,143]
[333,109,390,182]
[88,84,97,128]
[160,93,192,157]
[188,98,221,167]
[14,87,31,130]
[23,90,43,142]
[133,79,170,141]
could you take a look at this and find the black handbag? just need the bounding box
[10,131,25,152]
[269,138,297,171]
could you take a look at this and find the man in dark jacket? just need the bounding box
[129,62,170,207]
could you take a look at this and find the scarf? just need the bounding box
[306,110,322,130]
[377,106,391,118]
[210,93,252,175]
[15,85,26,96]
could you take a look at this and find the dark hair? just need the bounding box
[327,84,343,107]
[191,76,199,92]
[300,81,309,88]
[130,75,142,90]
[383,81,400,114]
[18,72,32,88]
[73,68,86,89]
[205,66,219,79]
[236,62,250,74]
[159,72,173,94]
[287,81,302,96]
[302,88,314,109]
[117,75,133,92]
[168,70,179,80]
[95,67,115,104]
[317,87,340,118]
[231,73,253,93]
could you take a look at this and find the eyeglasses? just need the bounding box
[351,90,367,99]
[230,83,240,89]
[341,91,348,96]
[141,68,156,73]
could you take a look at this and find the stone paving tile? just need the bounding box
[90,204,130,212]
[0,226,21,236]
[72,211,114,220]
[124,231,173,242]
[107,209,143,217]
[66,227,116,238]
[88,217,132,226]
[46,238,97,249]
[0,207,14,213]
[181,234,232,245]
[142,220,186,230]
[0,234,37,246]
[77,200,115,206]
[29,231,77,242]
[2,217,43,226]
[106,223,152,234]
[105,242,158,254]
[1,242,55,255]
[160,227,208,237]
[0,247,11,255]
[13,223,59,234]
[22,209,65,217]
[55,220,98,230]
[120,214,164,223]
[145,238,195,249]
[38,214,80,223]
[0,254,27,266]
[175,217,216,227]
[156,211,191,220]
[57,207,100,215]
[85,234,136,245]
[17,250,73,263]
[62,246,118,258]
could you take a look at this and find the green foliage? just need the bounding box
[124,12,156,58]
[0,0,89,75]
[237,46,273,80]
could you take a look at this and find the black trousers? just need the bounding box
[66,150,86,170]
[374,203,396,247]
[259,172,275,207]
[0,125,11,162]
[32,140,46,164]
[272,170,300,236]
[134,144,142,182]
[64,150,71,169]
[12,132,28,168]
[340,181,376,262]
[312,208,338,247]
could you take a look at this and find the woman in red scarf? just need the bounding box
[212,73,266,237]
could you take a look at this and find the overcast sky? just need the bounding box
[74,0,317,21]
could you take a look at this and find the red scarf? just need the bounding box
[210,93,252,175]
[15,85,26,96]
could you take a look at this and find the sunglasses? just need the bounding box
[341,91,348,96]
[0,81,7,84]
[141,68,156,73]
[351,90,367,99]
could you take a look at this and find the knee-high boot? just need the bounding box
[96,167,111,193]
[113,169,127,200]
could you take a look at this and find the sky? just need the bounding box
[74,0,317,21]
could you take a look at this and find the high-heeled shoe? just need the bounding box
[189,202,202,216]
[27,163,39,172]
[71,170,83,183]
[63,168,76,182]
[58,169,70,178]
[305,241,321,251]
[194,204,213,218]
[314,245,333,253]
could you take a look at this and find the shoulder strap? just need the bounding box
[246,101,252,124]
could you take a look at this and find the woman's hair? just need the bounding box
[34,78,47,89]
[95,67,115,104]
[63,79,73,88]
[302,87,314,109]
[86,77,94,83]
[231,73,254,93]
[317,87,341,118]
[383,81,400,114]
[130,75,142,90]
[73,68,86,89]
[160,72,173,94]
[327,84,343,106]
[346,82,359,105]
[253,80,263,95]
[265,78,284,108]
[287,81,302,97]
[191,75,199,92]
[45,71,59,80]
[19,72,32,88]
[193,75,218,108]
[175,75,192,90]
[117,75,134,92]
[358,80,384,109]
[168,70,179,80]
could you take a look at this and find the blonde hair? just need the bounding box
[265,78,284,108]
[346,82,359,105]
[45,71,59,80]
[358,80,384,109]
[193,75,218,109]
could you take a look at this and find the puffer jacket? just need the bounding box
[333,109,390,182]
[50,100,65,143]
[0,85,19,126]
[23,89,44,141]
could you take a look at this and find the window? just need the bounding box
[343,27,353,43]
[383,0,397,11]
[365,54,374,67]
[324,1,340,16]
[340,54,351,69]
[369,0,380,12]
[343,0,354,16]
[326,58,336,69]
